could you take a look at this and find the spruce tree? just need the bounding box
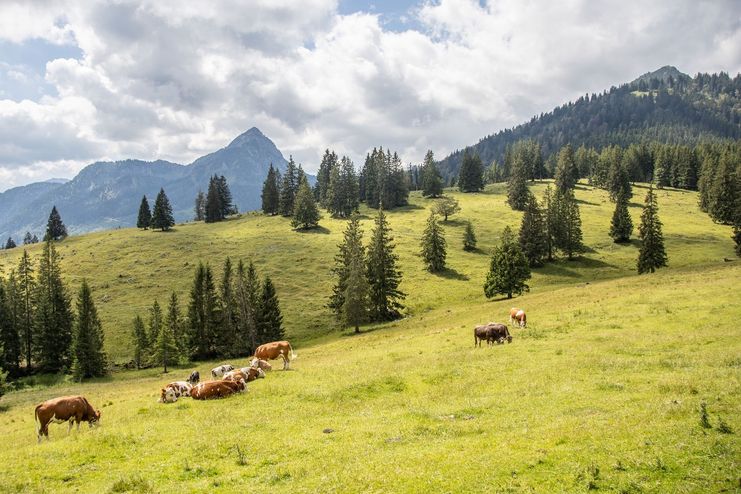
[186,263,220,359]
[23,232,33,245]
[316,150,338,207]
[35,240,73,373]
[366,209,405,321]
[708,150,737,225]
[131,315,148,369]
[609,193,633,243]
[151,188,175,231]
[328,214,365,318]
[342,246,370,333]
[216,175,235,217]
[166,292,184,360]
[463,221,477,251]
[292,178,321,230]
[44,206,68,241]
[279,156,299,216]
[554,144,579,191]
[421,150,443,198]
[194,190,206,221]
[234,260,260,355]
[261,164,280,215]
[4,238,16,249]
[518,193,548,266]
[420,212,447,272]
[432,196,461,222]
[137,195,152,229]
[507,154,530,210]
[71,280,107,379]
[607,162,632,202]
[217,258,237,357]
[554,189,584,260]
[484,226,531,299]
[148,299,163,352]
[458,150,484,192]
[0,280,21,375]
[257,276,284,344]
[205,176,223,223]
[16,251,35,369]
[542,186,558,262]
[637,185,668,274]
[152,294,180,373]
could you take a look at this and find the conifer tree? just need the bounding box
[421,150,443,198]
[292,178,321,230]
[205,176,223,223]
[71,280,107,379]
[279,156,299,216]
[342,246,369,334]
[131,315,148,369]
[16,251,35,369]
[137,195,152,229]
[151,188,175,231]
[166,292,184,360]
[458,150,484,192]
[4,238,16,249]
[420,212,446,272]
[637,185,668,274]
[607,162,633,202]
[35,240,73,372]
[432,196,461,222]
[484,226,531,299]
[215,175,235,217]
[186,263,220,359]
[23,232,33,245]
[609,193,633,243]
[518,193,548,266]
[217,258,237,357]
[554,144,579,191]
[463,221,477,251]
[507,154,530,210]
[316,150,338,206]
[708,150,737,225]
[44,206,68,241]
[152,294,180,373]
[257,276,284,344]
[542,186,558,262]
[194,190,206,221]
[148,299,163,351]
[261,164,280,215]
[554,189,584,260]
[234,260,260,355]
[0,280,21,375]
[328,214,365,318]
[366,209,405,321]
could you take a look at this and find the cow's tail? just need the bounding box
[289,343,297,360]
[34,405,42,438]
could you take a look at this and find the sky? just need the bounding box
[0,0,740,191]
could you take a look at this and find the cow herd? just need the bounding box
[473,307,528,347]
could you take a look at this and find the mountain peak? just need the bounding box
[227,127,266,148]
[632,65,689,85]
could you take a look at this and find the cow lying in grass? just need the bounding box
[159,381,193,404]
[35,396,101,443]
[223,367,264,383]
[474,323,513,347]
[191,379,246,400]
[250,358,272,372]
[211,364,235,378]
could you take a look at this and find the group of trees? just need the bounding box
[3,206,68,251]
[314,150,360,217]
[194,175,237,223]
[137,189,175,231]
[261,157,321,230]
[132,257,284,370]
[0,242,107,379]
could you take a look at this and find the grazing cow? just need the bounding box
[474,325,492,347]
[224,367,264,383]
[187,371,200,385]
[191,380,245,400]
[158,381,193,404]
[35,396,101,443]
[250,358,272,372]
[211,364,235,379]
[254,341,296,370]
[509,307,527,328]
[487,323,513,344]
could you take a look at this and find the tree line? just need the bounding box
[131,257,285,372]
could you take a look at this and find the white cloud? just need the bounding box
[0,0,739,191]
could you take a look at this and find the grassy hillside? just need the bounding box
[0,182,736,363]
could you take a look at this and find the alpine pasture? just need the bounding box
[0,182,739,493]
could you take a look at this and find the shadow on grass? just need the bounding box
[464,247,488,255]
[295,225,331,234]
[442,218,467,227]
[576,198,600,206]
[433,267,469,281]
[0,404,10,413]
[393,204,425,213]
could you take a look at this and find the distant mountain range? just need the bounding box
[0,127,290,242]
[438,66,741,179]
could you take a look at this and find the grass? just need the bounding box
[0,181,739,492]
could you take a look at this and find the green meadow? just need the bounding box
[0,182,739,493]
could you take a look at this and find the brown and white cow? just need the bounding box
[254,341,296,370]
[191,380,245,400]
[509,307,527,328]
[224,367,264,383]
[35,396,101,443]
[158,381,193,404]
[211,364,235,379]
[250,358,272,372]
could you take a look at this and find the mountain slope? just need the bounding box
[438,67,741,179]
[0,128,289,241]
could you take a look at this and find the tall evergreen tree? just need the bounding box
[463,221,477,251]
[166,292,184,361]
[292,178,321,230]
[137,195,152,229]
[16,251,35,370]
[234,259,260,355]
[421,150,443,198]
[458,150,484,192]
[194,190,206,221]
[329,214,365,318]
[316,150,338,206]
[279,156,299,216]
[23,232,33,245]
[35,240,73,372]
[205,176,224,223]
[216,258,237,357]
[507,154,530,210]
[44,206,68,241]
[261,164,280,215]
[366,209,405,321]
[342,244,370,334]
[484,226,531,299]
[542,186,558,262]
[186,263,220,359]
[148,299,163,351]
[637,185,668,274]
[708,150,737,225]
[131,315,148,369]
[215,175,235,217]
[518,193,548,266]
[554,189,584,260]
[554,144,579,191]
[151,188,175,231]
[607,162,633,202]
[71,280,107,379]
[257,276,284,344]
[152,294,180,373]
[4,238,16,249]
[0,279,21,375]
[420,212,447,272]
[609,193,633,243]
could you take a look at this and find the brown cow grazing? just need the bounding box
[487,323,513,344]
[158,381,193,404]
[254,341,296,370]
[250,358,272,372]
[191,380,245,400]
[224,367,264,383]
[509,307,527,328]
[474,325,492,347]
[35,396,101,443]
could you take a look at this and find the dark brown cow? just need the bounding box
[35,395,101,443]
[474,325,492,347]
[190,380,245,400]
[474,323,513,347]
[254,340,296,370]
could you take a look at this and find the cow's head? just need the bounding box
[507,335,513,343]
[159,387,177,403]
[89,409,101,427]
